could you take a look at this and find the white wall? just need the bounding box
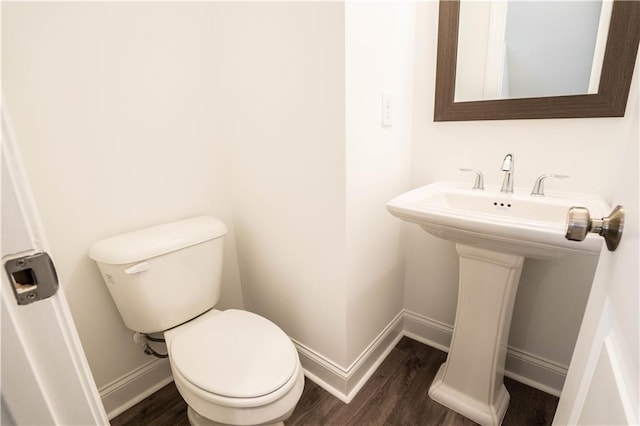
[345,2,415,363]
[2,1,245,394]
[223,1,416,369]
[407,1,638,374]
[219,2,349,366]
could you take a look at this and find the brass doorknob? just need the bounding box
[566,205,624,251]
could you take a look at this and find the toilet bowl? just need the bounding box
[165,309,305,426]
[89,217,304,425]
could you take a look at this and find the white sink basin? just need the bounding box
[387,181,610,258]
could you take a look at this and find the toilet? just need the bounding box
[89,216,304,426]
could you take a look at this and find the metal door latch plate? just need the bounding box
[4,252,59,305]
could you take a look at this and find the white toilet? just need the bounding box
[89,216,304,426]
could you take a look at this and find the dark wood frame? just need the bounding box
[434,0,640,121]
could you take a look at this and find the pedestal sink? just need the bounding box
[387,181,609,425]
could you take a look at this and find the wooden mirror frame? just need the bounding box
[434,0,640,121]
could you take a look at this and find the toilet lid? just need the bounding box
[170,309,298,399]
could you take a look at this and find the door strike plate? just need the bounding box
[4,252,59,305]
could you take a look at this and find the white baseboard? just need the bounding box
[293,310,405,403]
[403,309,567,397]
[403,310,453,353]
[503,346,566,397]
[102,309,566,415]
[99,358,173,419]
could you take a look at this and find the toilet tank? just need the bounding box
[89,216,227,333]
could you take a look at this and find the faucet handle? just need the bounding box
[459,168,484,190]
[531,174,569,196]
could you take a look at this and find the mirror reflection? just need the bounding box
[455,0,612,102]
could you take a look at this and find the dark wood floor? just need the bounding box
[111,337,558,426]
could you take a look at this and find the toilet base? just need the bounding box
[187,406,287,426]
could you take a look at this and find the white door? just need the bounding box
[1,111,109,425]
[553,108,639,422]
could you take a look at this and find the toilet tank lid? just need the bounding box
[89,216,227,265]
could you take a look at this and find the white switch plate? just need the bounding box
[382,91,392,127]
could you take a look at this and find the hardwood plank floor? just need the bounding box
[111,337,558,426]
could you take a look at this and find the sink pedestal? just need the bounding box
[428,244,524,426]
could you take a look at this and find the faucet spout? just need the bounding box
[500,154,514,193]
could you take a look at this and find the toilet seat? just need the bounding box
[167,309,300,407]
[172,352,303,409]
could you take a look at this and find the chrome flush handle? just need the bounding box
[459,168,484,190]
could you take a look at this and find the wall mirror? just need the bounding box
[434,0,640,121]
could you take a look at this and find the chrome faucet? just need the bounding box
[500,154,514,193]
